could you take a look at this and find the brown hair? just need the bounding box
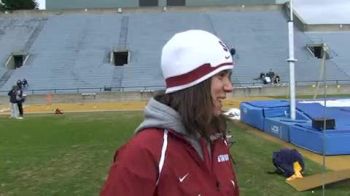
[155,78,227,140]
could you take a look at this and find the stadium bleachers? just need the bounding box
[1,6,350,94]
[305,32,350,79]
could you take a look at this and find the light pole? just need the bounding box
[287,0,297,120]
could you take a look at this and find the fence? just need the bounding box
[1,80,350,97]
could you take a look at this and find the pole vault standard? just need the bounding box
[287,0,297,120]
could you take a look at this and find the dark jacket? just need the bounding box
[8,89,17,103]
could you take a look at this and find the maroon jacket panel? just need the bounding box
[101,128,239,196]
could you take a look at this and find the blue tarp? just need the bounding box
[240,99,350,155]
[297,102,350,131]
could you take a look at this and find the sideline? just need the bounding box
[0,101,147,115]
[0,97,271,115]
[0,99,229,115]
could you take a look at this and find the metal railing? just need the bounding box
[0,85,165,96]
[1,80,350,96]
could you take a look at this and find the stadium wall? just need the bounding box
[185,0,275,6]
[46,0,284,10]
[46,0,138,9]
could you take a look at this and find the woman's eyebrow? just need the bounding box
[221,70,232,77]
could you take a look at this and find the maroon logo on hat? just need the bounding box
[219,41,229,52]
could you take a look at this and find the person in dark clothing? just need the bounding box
[16,82,25,119]
[16,80,23,89]
[8,85,19,119]
[274,75,280,84]
[266,69,275,79]
[22,78,28,88]
[259,72,265,79]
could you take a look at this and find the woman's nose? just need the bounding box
[224,78,233,92]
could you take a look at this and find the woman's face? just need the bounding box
[211,70,233,116]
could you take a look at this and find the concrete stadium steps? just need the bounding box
[1,8,350,93]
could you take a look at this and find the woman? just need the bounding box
[101,30,239,196]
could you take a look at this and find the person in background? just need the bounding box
[16,81,25,119]
[16,80,22,89]
[22,78,28,88]
[274,75,281,84]
[266,69,275,80]
[101,30,239,196]
[8,85,19,119]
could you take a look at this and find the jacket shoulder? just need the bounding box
[135,128,165,137]
[115,128,165,161]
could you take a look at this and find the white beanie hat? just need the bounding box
[161,29,234,94]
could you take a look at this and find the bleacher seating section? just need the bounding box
[1,7,350,94]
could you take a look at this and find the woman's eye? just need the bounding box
[219,72,228,78]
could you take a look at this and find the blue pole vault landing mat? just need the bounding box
[240,99,350,155]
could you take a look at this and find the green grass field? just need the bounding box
[1,112,349,195]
